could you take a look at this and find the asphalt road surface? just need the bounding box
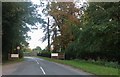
[2,57,93,75]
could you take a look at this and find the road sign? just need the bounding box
[17,46,20,50]
[51,53,58,56]
[11,54,19,58]
[51,53,65,59]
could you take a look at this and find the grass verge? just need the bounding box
[2,58,24,65]
[38,56,119,75]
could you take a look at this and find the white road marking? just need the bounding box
[35,60,39,64]
[40,66,46,75]
[37,61,39,64]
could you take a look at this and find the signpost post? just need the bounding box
[10,46,20,59]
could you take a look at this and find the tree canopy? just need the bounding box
[2,2,43,60]
[41,2,120,62]
[65,2,120,61]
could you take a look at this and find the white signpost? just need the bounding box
[10,46,20,58]
[11,54,19,58]
[51,53,65,59]
[51,53,58,56]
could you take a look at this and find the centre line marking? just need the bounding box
[35,60,39,64]
[40,66,46,75]
[37,61,39,64]
[36,61,39,64]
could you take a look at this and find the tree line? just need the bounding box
[2,2,44,61]
[2,2,120,63]
[41,2,120,62]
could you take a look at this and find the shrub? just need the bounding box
[37,51,51,58]
[87,59,118,68]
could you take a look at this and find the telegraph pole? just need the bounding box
[47,17,50,52]
[47,1,50,52]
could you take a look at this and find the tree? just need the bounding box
[66,2,120,61]
[2,2,44,60]
[33,46,42,52]
[41,2,87,52]
[41,2,120,61]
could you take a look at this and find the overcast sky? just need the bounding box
[27,0,48,49]
[27,27,47,50]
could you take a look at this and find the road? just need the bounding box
[2,57,93,75]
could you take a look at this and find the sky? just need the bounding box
[27,0,47,49]
[28,0,57,50]
[27,28,47,50]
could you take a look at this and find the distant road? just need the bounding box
[3,57,92,75]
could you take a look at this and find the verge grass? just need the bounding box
[2,58,24,65]
[38,56,119,75]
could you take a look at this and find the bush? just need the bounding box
[37,51,51,58]
[86,59,118,68]
[104,61,118,68]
